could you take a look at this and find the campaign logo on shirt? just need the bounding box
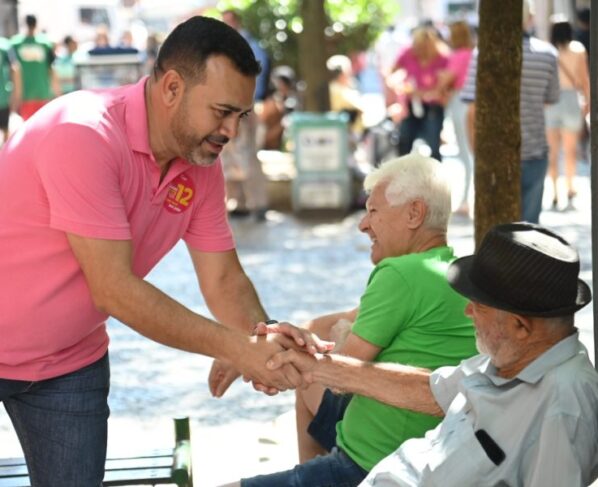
[164,173,195,214]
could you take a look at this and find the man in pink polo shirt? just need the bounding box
[0,16,327,486]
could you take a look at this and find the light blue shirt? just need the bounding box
[361,332,598,486]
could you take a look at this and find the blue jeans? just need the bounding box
[521,157,548,223]
[241,446,368,487]
[0,353,110,487]
[398,102,444,161]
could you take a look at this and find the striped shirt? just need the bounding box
[461,35,559,160]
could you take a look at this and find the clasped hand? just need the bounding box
[208,322,333,397]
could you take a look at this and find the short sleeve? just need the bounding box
[183,161,235,252]
[35,123,131,239]
[352,263,413,348]
[430,364,463,413]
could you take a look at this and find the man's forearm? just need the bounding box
[98,272,246,362]
[204,270,268,334]
[312,354,443,416]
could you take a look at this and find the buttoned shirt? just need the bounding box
[361,333,598,486]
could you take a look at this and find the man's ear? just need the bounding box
[511,313,533,339]
[406,199,427,229]
[159,69,185,107]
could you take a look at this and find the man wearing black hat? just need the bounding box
[264,222,598,486]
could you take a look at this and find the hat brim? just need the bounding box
[447,255,592,317]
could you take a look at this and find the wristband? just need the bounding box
[265,319,278,324]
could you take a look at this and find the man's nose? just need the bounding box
[220,116,240,140]
[358,214,369,232]
[464,302,474,317]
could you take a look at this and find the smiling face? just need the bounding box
[358,181,411,264]
[170,55,256,166]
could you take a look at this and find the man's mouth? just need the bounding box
[204,136,229,154]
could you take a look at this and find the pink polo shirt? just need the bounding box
[395,47,449,104]
[0,77,235,381]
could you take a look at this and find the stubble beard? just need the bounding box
[172,102,218,167]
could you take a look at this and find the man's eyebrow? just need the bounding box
[214,103,252,114]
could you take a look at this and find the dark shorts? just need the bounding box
[307,388,352,451]
[240,446,367,487]
[0,107,9,130]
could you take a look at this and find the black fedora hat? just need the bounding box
[447,222,591,317]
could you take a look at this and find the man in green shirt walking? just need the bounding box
[11,15,58,120]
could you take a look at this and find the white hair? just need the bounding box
[363,154,451,230]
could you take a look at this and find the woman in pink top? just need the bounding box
[545,16,590,210]
[391,26,449,161]
[438,21,475,215]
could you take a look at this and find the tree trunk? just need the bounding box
[297,0,330,112]
[474,0,522,248]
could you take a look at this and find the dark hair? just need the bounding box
[154,16,261,83]
[550,20,573,47]
[577,8,590,25]
[25,15,37,29]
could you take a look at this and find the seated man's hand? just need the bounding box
[233,334,307,396]
[253,321,334,354]
[266,348,320,385]
[208,359,241,398]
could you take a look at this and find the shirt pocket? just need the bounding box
[420,405,498,486]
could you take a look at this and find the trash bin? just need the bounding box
[290,112,351,213]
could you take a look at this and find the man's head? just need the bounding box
[448,223,591,376]
[577,8,590,29]
[150,16,261,166]
[327,55,353,83]
[25,14,37,33]
[359,154,451,264]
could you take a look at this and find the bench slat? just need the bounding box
[0,455,175,478]
[0,466,175,487]
[103,467,174,485]
[0,417,192,487]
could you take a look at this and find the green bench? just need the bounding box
[0,417,193,487]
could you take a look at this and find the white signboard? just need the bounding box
[296,127,343,171]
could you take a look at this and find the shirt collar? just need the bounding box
[124,75,153,156]
[480,331,583,386]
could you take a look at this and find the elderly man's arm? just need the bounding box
[268,350,444,417]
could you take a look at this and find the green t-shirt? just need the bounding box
[336,246,477,471]
[11,34,54,101]
[0,37,13,108]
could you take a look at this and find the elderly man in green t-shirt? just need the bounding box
[220,153,478,487]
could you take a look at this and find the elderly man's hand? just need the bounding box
[266,348,321,384]
[231,333,308,395]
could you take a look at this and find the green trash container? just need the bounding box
[290,112,351,213]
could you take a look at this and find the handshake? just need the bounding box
[208,321,337,398]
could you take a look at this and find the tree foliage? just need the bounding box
[209,0,399,75]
